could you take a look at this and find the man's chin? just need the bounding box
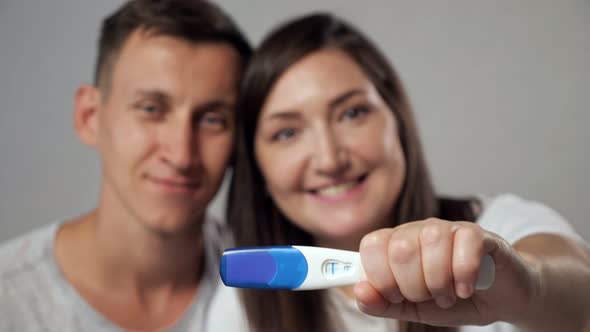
[140,213,205,238]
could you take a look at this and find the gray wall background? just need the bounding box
[1,0,588,242]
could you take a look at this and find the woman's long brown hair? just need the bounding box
[228,13,475,332]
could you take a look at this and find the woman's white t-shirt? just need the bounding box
[206,194,586,332]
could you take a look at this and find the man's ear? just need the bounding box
[73,84,101,147]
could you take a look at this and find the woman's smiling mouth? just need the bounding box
[309,174,368,201]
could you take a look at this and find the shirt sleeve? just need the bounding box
[476,194,586,246]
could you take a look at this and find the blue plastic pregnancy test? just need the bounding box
[220,246,495,291]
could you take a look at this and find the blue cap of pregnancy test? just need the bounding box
[220,246,308,289]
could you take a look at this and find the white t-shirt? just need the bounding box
[206,194,586,332]
[0,215,227,332]
[0,194,585,331]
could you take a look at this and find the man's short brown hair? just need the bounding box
[94,0,251,92]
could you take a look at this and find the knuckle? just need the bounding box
[360,229,390,250]
[359,233,379,251]
[388,236,417,264]
[420,224,443,245]
[457,224,483,242]
[425,217,441,224]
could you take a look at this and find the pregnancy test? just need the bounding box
[220,245,495,291]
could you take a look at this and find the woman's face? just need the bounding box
[254,49,406,248]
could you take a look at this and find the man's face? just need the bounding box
[91,30,240,235]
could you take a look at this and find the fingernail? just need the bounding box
[456,282,473,299]
[435,296,455,309]
[356,300,369,312]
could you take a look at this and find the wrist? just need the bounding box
[497,251,543,328]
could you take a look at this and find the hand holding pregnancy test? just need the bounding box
[220,245,494,292]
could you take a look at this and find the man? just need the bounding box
[0,1,251,330]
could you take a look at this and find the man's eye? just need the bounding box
[202,116,222,124]
[140,104,161,114]
[200,113,227,129]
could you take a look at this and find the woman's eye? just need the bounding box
[342,105,370,120]
[272,128,297,141]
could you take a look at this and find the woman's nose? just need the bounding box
[313,131,351,177]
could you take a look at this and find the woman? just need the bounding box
[226,13,590,332]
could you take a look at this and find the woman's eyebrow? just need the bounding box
[328,88,366,109]
[262,110,302,122]
[261,88,366,122]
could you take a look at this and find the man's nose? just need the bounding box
[161,120,198,172]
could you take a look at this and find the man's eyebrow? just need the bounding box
[133,89,172,103]
[133,90,235,112]
[196,100,235,113]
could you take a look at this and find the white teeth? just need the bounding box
[316,181,357,197]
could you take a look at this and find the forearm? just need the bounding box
[509,235,590,331]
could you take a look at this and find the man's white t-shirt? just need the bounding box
[0,194,586,331]
[0,215,227,332]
